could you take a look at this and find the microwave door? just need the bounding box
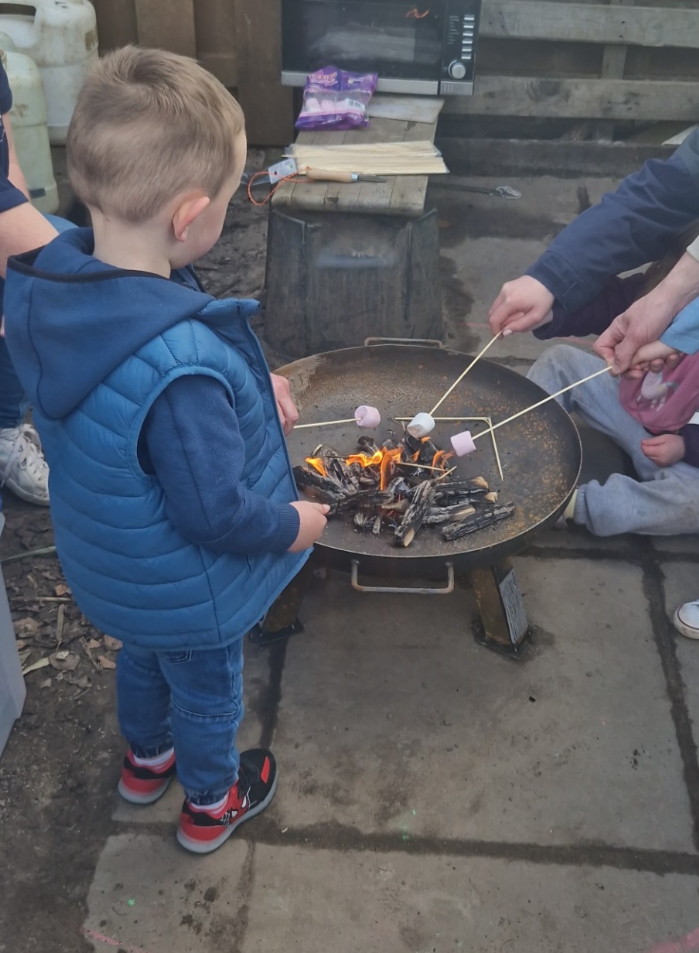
[282,0,443,94]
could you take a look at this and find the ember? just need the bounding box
[294,432,515,548]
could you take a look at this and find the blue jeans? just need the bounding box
[116,639,245,805]
[0,214,76,428]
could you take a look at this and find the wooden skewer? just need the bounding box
[487,416,505,483]
[429,333,502,416]
[473,364,612,441]
[296,417,359,430]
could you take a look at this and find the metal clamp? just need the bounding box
[351,559,455,595]
[364,337,444,348]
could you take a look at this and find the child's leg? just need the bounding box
[574,464,699,536]
[527,345,657,480]
[161,640,244,805]
[117,645,173,756]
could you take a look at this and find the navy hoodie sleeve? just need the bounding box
[527,132,699,313]
[680,424,699,470]
[534,273,646,340]
[139,375,300,555]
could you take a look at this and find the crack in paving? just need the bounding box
[111,816,699,877]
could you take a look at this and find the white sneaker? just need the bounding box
[673,600,699,641]
[0,424,49,506]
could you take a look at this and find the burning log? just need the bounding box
[441,503,516,541]
[394,480,436,548]
[423,503,476,525]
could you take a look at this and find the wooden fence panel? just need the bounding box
[480,0,699,48]
[133,0,197,57]
[194,0,238,86]
[443,76,699,121]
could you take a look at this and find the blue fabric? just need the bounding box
[4,228,308,649]
[140,374,299,554]
[527,130,699,313]
[0,214,75,428]
[661,297,699,355]
[0,59,27,216]
[117,639,244,803]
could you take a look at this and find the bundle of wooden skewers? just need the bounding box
[293,432,515,549]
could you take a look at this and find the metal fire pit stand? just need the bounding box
[250,553,531,659]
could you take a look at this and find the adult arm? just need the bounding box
[140,374,300,555]
[0,113,57,277]
[533,274,645,341]
[490,131,699,334]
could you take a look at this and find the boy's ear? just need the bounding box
[172,193,211,242]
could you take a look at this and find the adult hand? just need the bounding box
[641,433,685,468]
[595,252,699,374]
[489,276,555,336]
[271,373,299,435]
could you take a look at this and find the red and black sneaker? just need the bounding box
[118,749,177,805]
[177,748,277,854]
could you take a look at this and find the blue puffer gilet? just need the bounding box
[35,297,307,650]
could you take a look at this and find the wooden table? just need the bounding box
[272,113,442,218]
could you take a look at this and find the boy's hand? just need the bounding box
[271,374,299,434]
[641,433,685,468]
[489,276,555,336]
[288,501,330,551]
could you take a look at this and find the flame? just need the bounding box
[346,450,383,468]
[306,457,327,476]
[431,449,454,469]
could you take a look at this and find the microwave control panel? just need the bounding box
[440,0,481,95]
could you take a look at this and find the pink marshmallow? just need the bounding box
[450,430,476,457]
[355,405,381,429]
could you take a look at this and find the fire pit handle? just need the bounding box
[351,559,455,596]
[364,337,444,349]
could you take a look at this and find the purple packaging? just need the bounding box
[296,66,378,131]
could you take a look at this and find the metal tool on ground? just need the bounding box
[431,182,522,199]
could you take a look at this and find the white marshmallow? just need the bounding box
[354,405,381,428]
[406,412,435,439]
[450,430,477,457]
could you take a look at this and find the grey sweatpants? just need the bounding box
[527,345,699,536]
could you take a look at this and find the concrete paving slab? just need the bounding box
[83,833,251,953]
[273,559,693,850]
[244,845,699,953]
[112,641,271,824]
[662,561,699,744]
[654,535,699,555]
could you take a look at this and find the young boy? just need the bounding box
[3,47,329,853]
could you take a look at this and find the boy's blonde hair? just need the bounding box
[67,46,246,223]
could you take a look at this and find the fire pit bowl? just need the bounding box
[277,340,581,577]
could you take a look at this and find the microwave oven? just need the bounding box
[281,0,482,97]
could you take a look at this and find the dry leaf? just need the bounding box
[86,638,101,651]
[39,677,52,689]
[97,655,116,670]
[18,648,32,666]
[54,583,71,597]
[103,636,122,651]
[15,639,26,651]
[22,657,50,676]
[14,617,41,636]
[49,651,80,672]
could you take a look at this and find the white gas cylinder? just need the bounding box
[0,0,98,144]
[0,41,58,213]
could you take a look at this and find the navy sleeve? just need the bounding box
[679,424,699,469]
[139,375,300,555]
[527,143,699,313]
[0,61,28,213]
[534,274,646,340]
